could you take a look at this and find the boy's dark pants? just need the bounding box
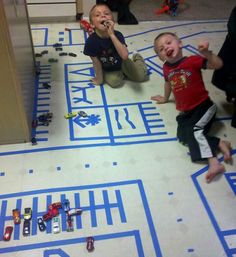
[176,99,220,162]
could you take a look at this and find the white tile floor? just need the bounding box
[0,20,236,257]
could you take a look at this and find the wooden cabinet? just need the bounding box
[26,0,77,18]
[26,0,95,20]
[0,0,35,144]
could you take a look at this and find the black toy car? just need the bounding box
[23,220,30,236]
[37,217,46,232]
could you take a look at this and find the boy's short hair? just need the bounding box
[89,3,111,23]
[154,32,178,43]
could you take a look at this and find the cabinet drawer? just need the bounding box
[27,3,76,17]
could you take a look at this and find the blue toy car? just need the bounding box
[62,199,70,212]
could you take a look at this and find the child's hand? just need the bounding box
[151,95,167,104]
[104,20,115,37]
[91,77,103,85]
[198,40,209,53]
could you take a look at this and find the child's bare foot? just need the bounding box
[206,157,226,183]
[219,140,232,163]
[206,163,225,183]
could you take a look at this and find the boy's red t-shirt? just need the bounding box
[163,55,209,112]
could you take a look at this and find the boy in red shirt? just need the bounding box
[151,32,232,183]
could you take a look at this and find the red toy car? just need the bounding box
[43,207,59,222]
[86,236,95,252]
[43,202,61,221]
[3,226,13,241]
[79,19,94,35]
[49,202,62,210]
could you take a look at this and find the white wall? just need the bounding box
[83,0,96,18]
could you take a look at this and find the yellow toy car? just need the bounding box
[64,112,78,119]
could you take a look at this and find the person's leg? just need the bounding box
[103,70,124,88]
[176,112,189,146]
[121,54,148,82]
[206,157,226,183]
[183,100,232,183]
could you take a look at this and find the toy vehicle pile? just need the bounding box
[2,200,94,251]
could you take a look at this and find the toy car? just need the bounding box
[53,43,62,48]
[66,216,74,232]
[62,199,70,212]
[42,82,51,89]
[31,137,37,145]
[31,119,38,128]
[59,52,68,56]
[38,113,53,123]
[43,212,52,222]
[49,202,62,210]
[86,236,95,252]
[48,58,58,63]
[64,112,78,119]
[3,226,13,241]
[52,217,60,234]
[35,53,42,57]
[79,19,94,35]
[23,220,30,236]
[78,111,88,117]
[55,47,63,51]
[68,53,77,57]
[67,208,82,216]
[43,202,61,222]
[37,217,46,232]
[43,208,59,222]
[24,208,32,220]
[12,209,21,224]
[41,50,48,55]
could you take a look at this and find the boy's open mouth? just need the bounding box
[167,49,174,57]
[101,20,108,26]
